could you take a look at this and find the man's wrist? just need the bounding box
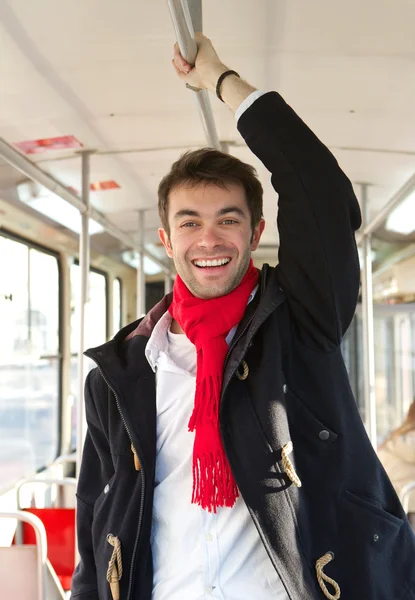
[203,64,230,93]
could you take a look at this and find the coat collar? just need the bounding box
[85,265,285,388]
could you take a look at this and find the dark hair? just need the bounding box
[158,148,263,236]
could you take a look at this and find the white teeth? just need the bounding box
[194,258,231,268]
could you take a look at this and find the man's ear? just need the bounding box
[251,218,266,251]
[158,228,173,258]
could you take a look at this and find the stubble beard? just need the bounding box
[174,246,252,299]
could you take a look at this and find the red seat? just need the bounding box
[22,507,75,591]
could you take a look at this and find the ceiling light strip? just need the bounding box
[0,136,170,273]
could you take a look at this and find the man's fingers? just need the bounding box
[173,42,192,73]
[171,59,185,79]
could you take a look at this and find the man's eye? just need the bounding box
[222,219,237,225]
[181,222,197,228]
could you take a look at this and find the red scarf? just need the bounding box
[168,260,259,512]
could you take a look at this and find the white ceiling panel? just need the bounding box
[0,0,414,252]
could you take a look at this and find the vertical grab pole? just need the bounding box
[76,151,91,476]
[166,0,221,150]
[76,151,91,475]
[195,91,221,150]
[136,210,146,317]
[75,150,91,565]
[360,183,377,447]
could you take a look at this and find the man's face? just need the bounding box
[158,182,265,299]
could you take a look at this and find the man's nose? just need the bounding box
[198,225,224,249]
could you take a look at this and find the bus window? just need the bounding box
[343,305,415,445]
[0,234,60,488]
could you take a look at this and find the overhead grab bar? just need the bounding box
[166,0,221,150]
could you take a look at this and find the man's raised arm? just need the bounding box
[173,33,362,349]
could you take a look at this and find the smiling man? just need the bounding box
[72,34,415,600]
[158,158,265,303]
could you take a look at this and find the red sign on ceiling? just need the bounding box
[64,182,121,195]
[15,135,83,155]
[90,180,120,191]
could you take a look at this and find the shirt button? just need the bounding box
[206,586,214,594]
[319,429,330,441]
[205,533,213,542]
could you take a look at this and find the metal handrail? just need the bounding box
[16,477,77,510]
[400,481,415,513]
[0,510,47,600]
[166,0,221,150]
[0,137,171,273]
[15,477,78,568]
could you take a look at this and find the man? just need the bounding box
[71,34,415,600]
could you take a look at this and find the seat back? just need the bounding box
[23,507,75,591]
[1,510,47,599]
[0,545,39,600]
[16,477,77,591]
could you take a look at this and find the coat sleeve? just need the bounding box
[237,92,362,349]
[71,368,115,599]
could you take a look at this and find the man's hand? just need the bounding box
[172,32,228,93]
[172,32,257,113]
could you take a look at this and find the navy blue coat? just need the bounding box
[71,92,415,600]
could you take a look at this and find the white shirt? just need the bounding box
[145,311,288,599]
[145,91,288,599]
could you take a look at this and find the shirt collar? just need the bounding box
[145,311,173,372]
[145,284,258,373]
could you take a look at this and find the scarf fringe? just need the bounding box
[192,451,239,513]
[188,374,223,430]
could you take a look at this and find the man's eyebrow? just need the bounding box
[173,209,200,220]
[217,206,246,218]
[173,206,246,220]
